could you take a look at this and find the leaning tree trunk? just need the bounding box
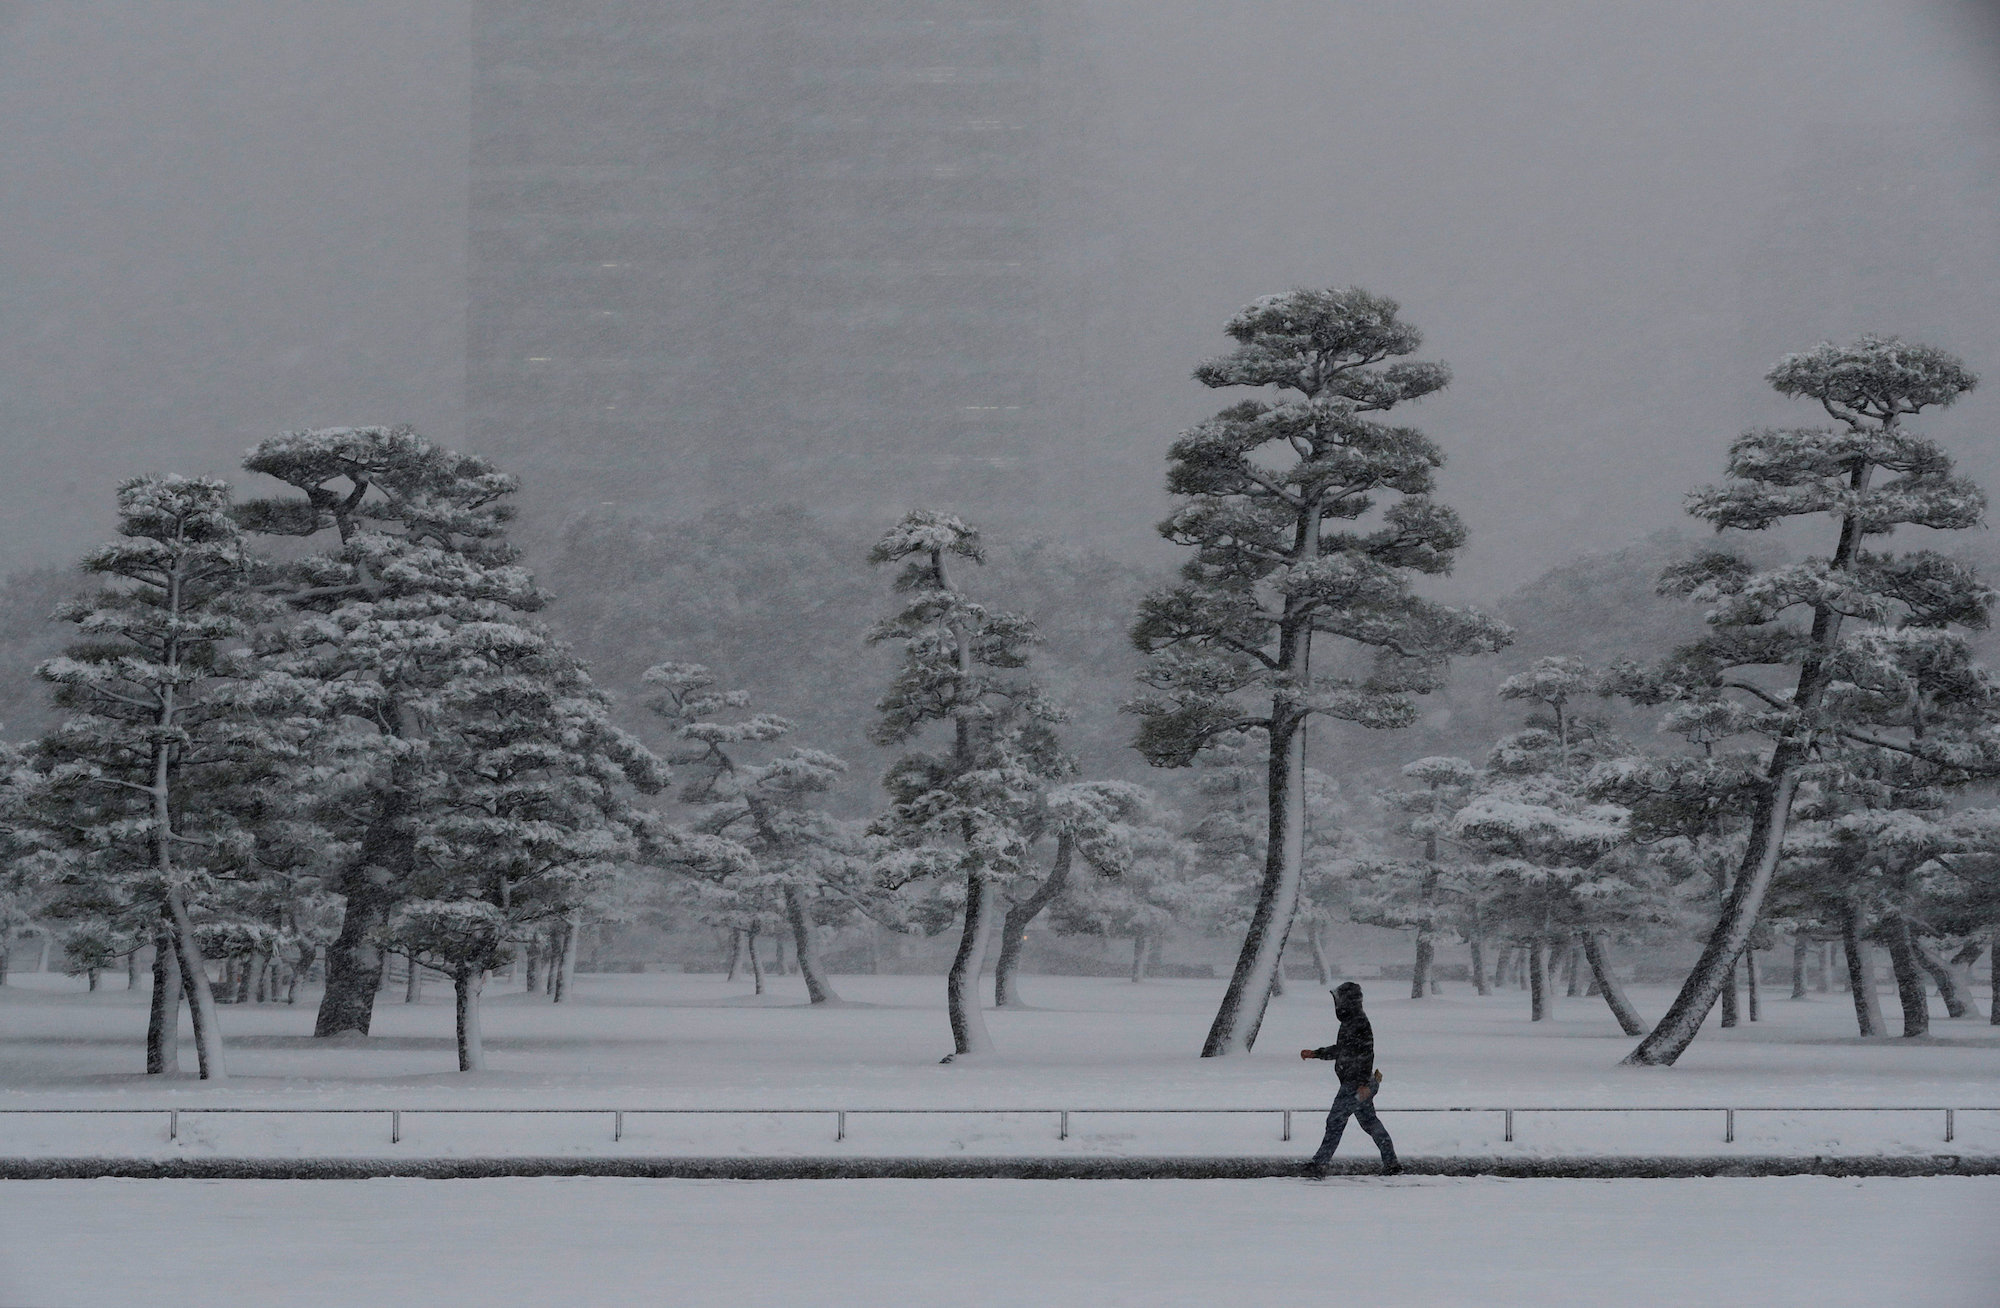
[783,885,841,1006]
[1839,902,1883,1037]
[1745,948,1760,1021]
[552,915,579,1003]
[1527,939,1548,1022]
[995,833,1074,1008]
[747,926,766,996]
[147,921,182,1075]
[724,930,744,982]
[943,872,999,1059]
[1912,941,1976,1019]
[163,890,226,1080]
[1581,935,1645,1035]
[454,968,486,1072]
[314,794,413,1037]
[1202,702,1308,1057]
[1883,919,1930,1038]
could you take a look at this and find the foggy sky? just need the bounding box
[3,0,1999,595]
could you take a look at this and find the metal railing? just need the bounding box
[0,1105,1991,1148]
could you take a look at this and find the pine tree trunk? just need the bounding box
[35,933,49,973]
[165,891,226,1080]
[1470,937,1488,996]
[1913,941,1976,1019]
[87,969,100,992]
[314,801,411,1037]
[454,968,485,1072]
[241,952,262,1004]
[1131,930,1150,983]
[553,915,578,1003]
[1528,939,1548,1021]
[1791,935,1810,1000]
[1839,903,1883,1036]
[405,955,423,1004]
[147,923,181,1075]
[1563,939,1582,997]
[1411,932,1433,1000]
[288,947,312,1005]
[0,933,9,986]
[523,937,542,993]
[1626,770,1804,1063]
[995,833,1074,1008]
[784,884,841,1005]
[1309,927,1332,989]
[127,949,140,990]
[1884,919,1930,1038]
[1720,954,1739,1028]
[1581,934,1646,1036]
[944,872,999,1058]
[775,931,791,976]
[1202,705,1308,1057]
[1991,925,1999,1026]
[725,930,744,982]
[747,926,766,996]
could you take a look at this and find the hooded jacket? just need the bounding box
[1308,984,1375,1087]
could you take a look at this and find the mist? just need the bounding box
[3,0,1998,595]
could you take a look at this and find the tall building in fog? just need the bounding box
[469,1,1060,527]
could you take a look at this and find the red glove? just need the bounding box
[1299,1049,1315,1060]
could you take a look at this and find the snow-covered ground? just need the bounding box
[1,1175,1994,1306]
[1,971,1995,1158]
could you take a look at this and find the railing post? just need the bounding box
[835,1111,846,1143]
[168,1110,178,1143]
[614,1111,624,1143]
[1059,1111,1069,1141]
[1504,1109,1513,1143]
[1283,1110,1292,1143]
[391,1111,401,1145]
[1945,1108,1954,1144]
[1724,1109,1734,1144]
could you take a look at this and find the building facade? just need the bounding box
[468,0,1053,526]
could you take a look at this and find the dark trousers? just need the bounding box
[1310,1081,1397,1166]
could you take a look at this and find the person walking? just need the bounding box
[1300,981,1401,1177]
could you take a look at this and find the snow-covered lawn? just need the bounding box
[1,1175,1994,1306]
[2,971,1995,1158]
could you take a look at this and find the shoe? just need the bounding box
[1300,1161,1329,1180]
[1381,1161,1403,1177]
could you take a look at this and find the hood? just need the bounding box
[1332,981,1364,1019]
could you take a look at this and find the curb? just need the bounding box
[0,1155,1994,1180]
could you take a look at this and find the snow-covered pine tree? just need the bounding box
[645,662,873,1005]
[1349,756,1477,999]
[374,618,666,1070]
[866,512,1072,1059]
[1130,288,1511,1056]
[234,426,547,1039]
[27,476,303,1078]
[1453,658,1668,1032]
[1620,337,1985,1065]
[992,780,1151,1006]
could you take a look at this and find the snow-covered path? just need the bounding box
[4,973,1996,1158]
[2,1175,1993,1306]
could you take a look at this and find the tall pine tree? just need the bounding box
[1129,288,1509,1055]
